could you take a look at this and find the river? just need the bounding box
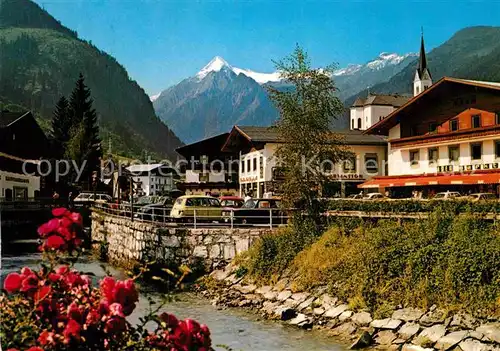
[1,243,346,351]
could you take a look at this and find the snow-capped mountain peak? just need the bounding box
[333,52,417,76]
[195,56,281,84]
[232,67,281,84]
[150,92,161,102]
[197,56,232,80]
[366,52,417,70]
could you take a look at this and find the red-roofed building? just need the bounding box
[361,77,500,197]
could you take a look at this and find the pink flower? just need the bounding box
[26,348,44,351]
[3,272,22,293]
[109,302,124,317]
[34,286,51,304]
[81,275,91,286]
[38,330,55,346]
[52,207,70,217]
[184,318,200,334]
[63,319,81,343]
[56,266,69,275]
[20,273,38,292]
[99,298,110,315]
[200,324,210,336]
[57,226,73,241]
[37,218,59,237]
[48,273,61,282]
[45,235,66,250]
[113,279,138,316]
[20,267,33,277]
[86,310,101,325]
[67,302,82,321]
[100,277,115,301]
[69,212,83,226]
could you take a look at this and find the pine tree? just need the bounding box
[67,73,102,186]
[51,95,71,157]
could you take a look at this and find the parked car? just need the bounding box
[136,196,174,221]
[229,198,286,225]
[347,194,364,200]
[170,195,222,223]
[433,191,461,200]
[468,193,497,201]
[220,196,244,208]
[364,193,385,200]
[74,192,112,205]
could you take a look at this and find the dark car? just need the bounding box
[136,196,174,222]
[228,198,287,225]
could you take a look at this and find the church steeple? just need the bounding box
[413,29,432,96]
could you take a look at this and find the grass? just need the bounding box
[239,209,500,317]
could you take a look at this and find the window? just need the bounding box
[416,86,420,94]
[253,158,257,171]
[429,122,438,133]
[424,85,429,90]
[259,155,264,178]
[410,126,417,137]
[471,143,482,160]
[351,119,355,129]
[496,141,500,158]
[449,145,460,162]
[343,157,356,173]
[409,150,420,167]
[472,114,481,128]
[428,148,438,165]
[247,159,251,172]
[241,160,245,173]
[450,119,458,131]
[357,118,362,129]
[364,154,378,174]
[496,111,500,125]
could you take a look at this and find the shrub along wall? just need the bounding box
[239,210,500,317]
[327,199,500,214]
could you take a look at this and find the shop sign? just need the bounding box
[5,176,29,184]
[240,176,258,182]
[330,173,365,180]
[437,163,499,172]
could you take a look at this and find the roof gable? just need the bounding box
[364,77,500,136]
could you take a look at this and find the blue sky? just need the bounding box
[35,0,500,95]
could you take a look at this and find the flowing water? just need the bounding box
[1,242,347,351]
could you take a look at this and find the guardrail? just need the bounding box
[93,203,290,229]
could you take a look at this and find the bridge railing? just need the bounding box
[93,202,290,229]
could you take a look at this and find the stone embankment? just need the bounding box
[91,212,271,269]
[203,264,500,351]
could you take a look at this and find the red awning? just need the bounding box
[359,172,500,189]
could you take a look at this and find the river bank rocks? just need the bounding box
[201,265,500,351]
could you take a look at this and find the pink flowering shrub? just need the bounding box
[1,208,211,351]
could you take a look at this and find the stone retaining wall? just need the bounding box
[205,264,500,351]
[91,211,271,269]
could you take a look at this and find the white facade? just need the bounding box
[388,129,500,176]
[132,174,173,196]
[238,142,386,197]
[0,170,40,199]
[239,144,277,197]
[126,164,174,196]
[185,170,225,183]
[350,104,399,131]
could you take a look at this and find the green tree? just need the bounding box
[267,45,350,224]
[50,95,71,157]
[67,73,102,185]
